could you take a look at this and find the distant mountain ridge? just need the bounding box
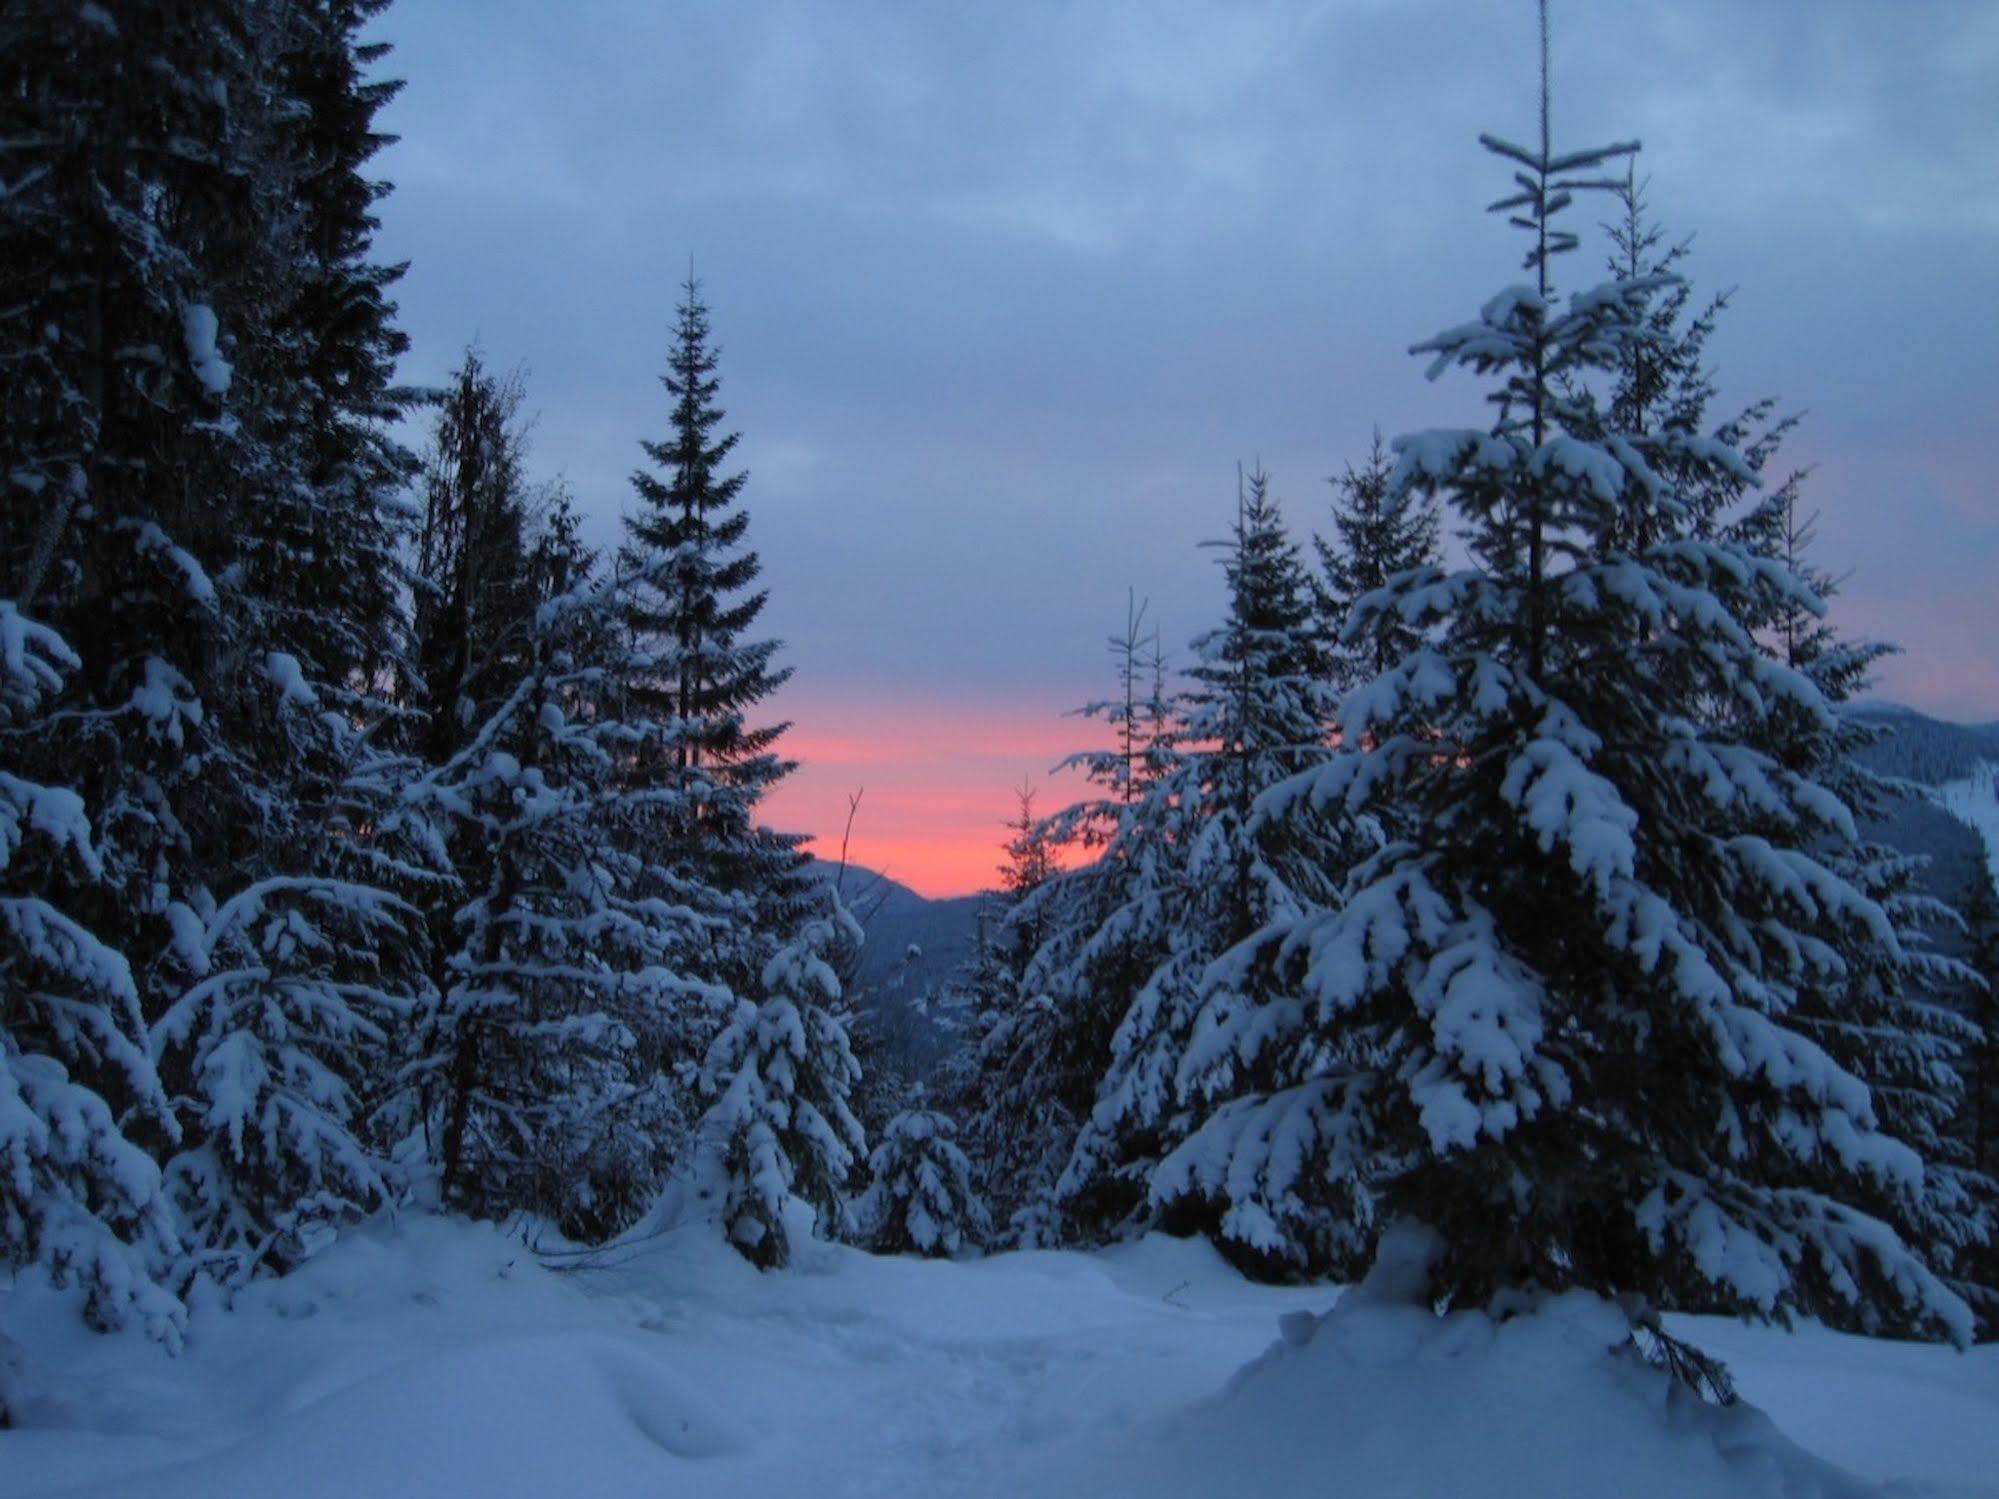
[808,858,987,1004]
[1851,702,1999,788]
[1848,702,1999,941]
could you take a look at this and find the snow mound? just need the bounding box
[4,1217,753,1499]
[38,1333,750,1499]
[1085,1290,1873,1499]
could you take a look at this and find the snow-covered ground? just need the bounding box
[4,1217,1995,1499]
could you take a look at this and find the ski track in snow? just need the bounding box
[4,1220,1996,1499]
[562,1232,1331,1497]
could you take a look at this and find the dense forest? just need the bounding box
[4,0,1997,1439]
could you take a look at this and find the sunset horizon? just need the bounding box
[765,686,1091,900]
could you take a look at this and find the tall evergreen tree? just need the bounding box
[1,0,425,1296]
[1736,477,1994,1329]
[0,0,238,1331]
[1169,49,1971,1342]
[953,782,1080,1242]
[234,0,417,709]
[1183,469,1339,937]
[1065,472,1346,1262]
[151,8,441,1280]
[607,276,867,1265]
[406,509,730,1236]
[618,276,807,970]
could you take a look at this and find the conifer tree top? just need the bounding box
[617,271,804,949]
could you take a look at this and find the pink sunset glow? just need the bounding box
[765,689,1096,898]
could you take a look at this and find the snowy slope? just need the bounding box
[1937,763,1999,887]
[1847,704,1999,917]
[5,1218,1995,1499]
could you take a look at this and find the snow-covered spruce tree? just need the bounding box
[408,514,731,1236]
[695,905,867,1267]
[229,0,417,714]
[1168,90,1973,1339]
[1732,476,1995,1329]
[253,0,435,947]
[1582,180,1991,1328]
[0,0,233,1334]
[952,782,1077,1243]
[1030,593,1194,1246]
[150,592,433,1277]
[1314,434,1442,697]
[1,0,423,1290]
[395,354,555,1204]
[1963,869,1999,1181]
[228,0,432,906]
[1062,472,1347,1266]
[150,863,419,1278]
[0,0,260,1046]
[618,275,810,984]
[145,5,441,1283]
[861,1098,991,1258]
[0,605,183,1344]
[1179,470,1341,945]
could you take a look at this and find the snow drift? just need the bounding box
[1090,1290,1870,1499]
[6,1216,1994,1499]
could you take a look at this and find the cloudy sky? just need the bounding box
[369,0,1999,895]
